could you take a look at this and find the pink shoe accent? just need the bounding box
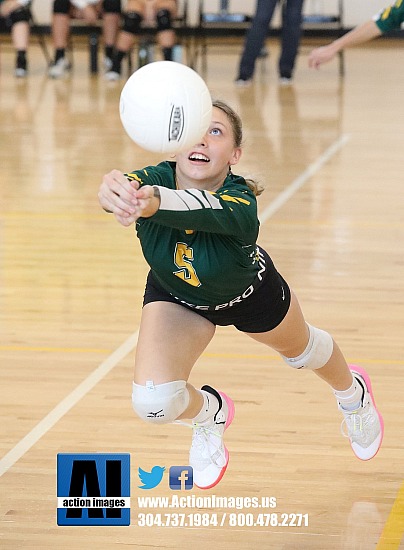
[349,364,384,460]
[194,392,234,490]
[219,391,235,430]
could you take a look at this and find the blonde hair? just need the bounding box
[212,99,264,196]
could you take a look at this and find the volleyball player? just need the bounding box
[98,99,384,489]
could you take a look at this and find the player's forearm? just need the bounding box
[330,20,382,53]
[150,186,258,239]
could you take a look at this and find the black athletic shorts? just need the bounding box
[142,247,291,333]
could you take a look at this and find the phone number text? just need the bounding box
[136,512,309,528]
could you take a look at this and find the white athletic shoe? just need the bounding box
[15,67,27,78]
[48,57,71,79]
[189,385,235,490]
[279,76,293,86]
[104,70,120,81]
[235,77,252,88]
[340,365,384,460]
[15,56,27,78]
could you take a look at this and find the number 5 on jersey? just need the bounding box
[174,242,201,287]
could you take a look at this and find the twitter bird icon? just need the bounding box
[138,466,165,489]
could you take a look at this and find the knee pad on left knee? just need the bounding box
[132,380,189,424]
[156,9,172,32]
[103,0,121,14]
[281,324,334,370]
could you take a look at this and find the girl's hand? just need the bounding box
[308,44,338,69]
[98,172,160,226]
[131,185,160,219]
[98,169,139,226]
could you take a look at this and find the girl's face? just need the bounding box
[175,107,242,190]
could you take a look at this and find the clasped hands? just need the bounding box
[98,169,159,227]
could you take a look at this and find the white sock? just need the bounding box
[333,376,364,411]
[192,389,219,425]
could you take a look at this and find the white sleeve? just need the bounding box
[157,186,223,212]
[17,0,31,7]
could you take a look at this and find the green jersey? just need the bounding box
[126,161,262,306]
[374,0,404,32]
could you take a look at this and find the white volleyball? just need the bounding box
[119,61,212,154]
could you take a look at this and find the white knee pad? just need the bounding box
[281,325,334,370]
[132,380,189,424]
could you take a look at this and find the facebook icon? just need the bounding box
[169,466,193,490]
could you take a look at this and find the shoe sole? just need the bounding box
[194,391,235,490]
[48,63,71,79]
[105,73,120,81]
[349,364,384,460]
[235,80,252,88]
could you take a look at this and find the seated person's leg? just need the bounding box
[102,0,121,69]
[48,0,72,77]
[1,2,31,77]
[155,0,177,61]
[105,0,144,79]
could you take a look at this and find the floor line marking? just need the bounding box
[376,481,404,549]
[0,331,138,477]
[259,134,351,224]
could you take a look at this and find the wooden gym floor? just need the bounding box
[0,37,403,549]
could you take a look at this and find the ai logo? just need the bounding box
[57,453,130,526]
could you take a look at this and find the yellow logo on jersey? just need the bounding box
[173,242,201,287]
